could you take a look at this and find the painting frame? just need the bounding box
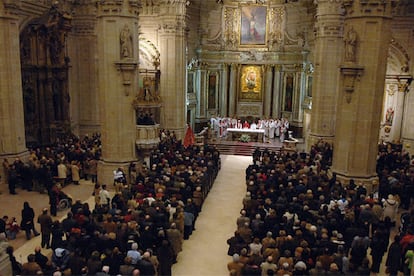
[187,71,194,94]
[240,5,267,46]
[283,73,294,112]
[208,72,218,110]
[239,65,262,101]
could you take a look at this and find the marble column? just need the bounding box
[264,65,274,118]
[308,0,344,148]
[228,64,238,117]
[96,0,140,185]
[159,0,187,139]
[393,88,406,141]
[272,65,282,117]
[220,63,229,117]
[332,0,394,192]
[0,0,28,169]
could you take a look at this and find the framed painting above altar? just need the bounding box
[240,5,267,46]
[239,65,262,101]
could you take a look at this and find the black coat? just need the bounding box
[386,241,402,274]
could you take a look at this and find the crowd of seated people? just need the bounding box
[3,131,221,276]
[228,140,414,276]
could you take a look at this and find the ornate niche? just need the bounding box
[20,5,72,146]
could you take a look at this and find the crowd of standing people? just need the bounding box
[227,140,414,276]
[1,130,221,275]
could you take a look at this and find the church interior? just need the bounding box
[0,0,414,275]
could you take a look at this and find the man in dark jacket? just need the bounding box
[386,234,402,276]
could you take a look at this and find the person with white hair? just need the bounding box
[127,242,141,265]
[227,253,244,276]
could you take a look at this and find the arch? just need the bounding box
[139,37,160,70]
[387,38,410,75]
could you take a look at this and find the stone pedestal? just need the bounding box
[136,124,160,150]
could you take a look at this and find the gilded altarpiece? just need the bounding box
[20,6,72,145]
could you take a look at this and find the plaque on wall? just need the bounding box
[240,5,267,46]
[239,65,262,101]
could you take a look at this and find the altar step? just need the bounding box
[211,139,283,157]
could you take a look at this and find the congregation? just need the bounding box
[227,140,414,276]
[1,130,221,276]
[2,130,414,276]
[210,117,290,142]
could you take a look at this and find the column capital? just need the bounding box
[0,0,21,18]
[96,0,140,17]
[314,0,345,38]
[343,0,397,18]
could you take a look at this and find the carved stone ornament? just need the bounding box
[267,6,285,51]
[340,65,364,103]
[344,26,358,63]
[120,24,133,59]
[115,61,138,96]
[223,7,238,50]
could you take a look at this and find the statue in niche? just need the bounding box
[385,107,394,126]
[120,24,133,59]
[344,26,357,62]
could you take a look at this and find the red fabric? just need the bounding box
[183,125,195,148]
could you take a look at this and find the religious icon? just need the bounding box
[240,6,267,46]
[240,65,262,101]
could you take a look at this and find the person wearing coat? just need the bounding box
[382,194,399,225]
[21,201,40,240]
[386,234,402,276]
[71,161,80,185]
[166,223,182,263]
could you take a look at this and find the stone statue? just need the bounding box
[344,26,357,62]
[120,24,133,59]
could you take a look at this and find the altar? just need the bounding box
[226,128,265,142]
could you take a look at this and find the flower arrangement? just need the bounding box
[239,134,251,143]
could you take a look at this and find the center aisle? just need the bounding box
[172,155,252,276]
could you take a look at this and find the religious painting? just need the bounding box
[240,5,267,46]
[187,72,194,94]
[284,74,294,112]
[208,73,217,109]
[239,65,262,101]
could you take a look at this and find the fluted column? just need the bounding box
[159,0,187,139]
[264,65,274,118]
[308,0,344,148]
[228,63,238,116]
[0,0,28,168]
[96,0,140,185]
[332,0,395,192]
[220,63,229,117]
